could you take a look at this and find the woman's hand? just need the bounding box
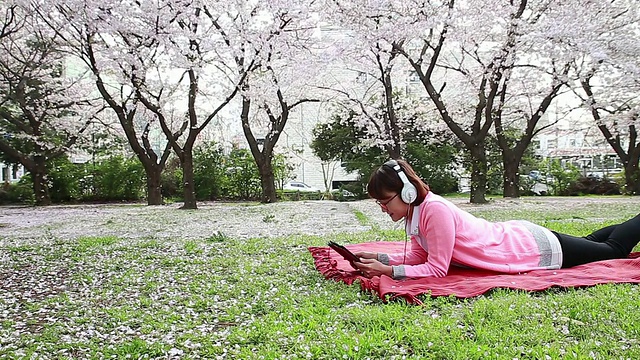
[353,251,378,260]
[354,258,392,278]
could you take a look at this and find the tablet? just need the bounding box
[327,241,361,265]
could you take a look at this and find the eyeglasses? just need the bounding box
[376,193,399,209]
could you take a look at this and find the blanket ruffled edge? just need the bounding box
[309,242,640,305]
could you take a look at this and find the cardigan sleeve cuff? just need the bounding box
[377,253,390,265]
[391,265,406,280]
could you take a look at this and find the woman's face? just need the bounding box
[376,191,409,222]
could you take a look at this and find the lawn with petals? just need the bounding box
[1,197,639,359]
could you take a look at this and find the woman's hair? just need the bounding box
[367,159,430,206]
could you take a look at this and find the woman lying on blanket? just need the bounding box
[354,159,640,280]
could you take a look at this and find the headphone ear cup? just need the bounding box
[401,182,417,204]
[387,159,418,204]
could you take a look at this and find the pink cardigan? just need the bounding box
[379,192,562,279]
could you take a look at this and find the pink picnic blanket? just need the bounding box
[308,241,640,304]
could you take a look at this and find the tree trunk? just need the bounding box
[86,40,173,207]
[32,156,51,206]
[258,161,277,203]
[625,170,640,195]
[128,153,169,206]
[388,147,401,160]
[469,145,488,204]
[146,168,163,205]
[624,151,640,195]
[503,154,520,198]
[240,94,285,204]
[180,150,197,209]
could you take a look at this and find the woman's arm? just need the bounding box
[382,236,428,265]
[391,202,458,279]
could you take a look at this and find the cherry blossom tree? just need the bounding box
[475,0,576,198]
[387,0,585,202]
[36,3,174,205]
[240,68,321,202]
[332,48,408,160]
[40,0,322,207]
[225,1,323,203]
[35,0,250,209]
[1,3,22,40]
[318,5,438,162]
[323,0,503,202]
[0,4,100,205]
[579,79,640,194]
[325,0,634,202]
[567,0,640,194]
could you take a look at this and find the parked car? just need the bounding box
[528,170,541,181]
[531,182,549,196]
[528,170,554,183]
[283,181,320,192]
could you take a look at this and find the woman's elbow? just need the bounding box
[431,266,448,278]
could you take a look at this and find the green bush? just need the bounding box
[1,148,299,205]
[564,176,621,196]
[338,182,367,201]
[277,190,324,201]
[0,156,89,205]
[223,149,262,200]
[4,156,90,204]
[193,143,226,201]
[161,158,183,200]
[405,142,459,194]
[48,156,86,202]
[540,159,581,196]
[91,155,145,201]
[0,180,35,205]
[311,110,461,196]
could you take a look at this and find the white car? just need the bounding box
[283,181,320,192]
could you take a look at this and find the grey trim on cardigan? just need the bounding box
[521,220,562,268]
[391,265,406,280]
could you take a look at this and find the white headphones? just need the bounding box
[384,159,417,204]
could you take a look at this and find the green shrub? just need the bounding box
[564,176,621,196]
[92,155,145,201]
[48,156,86,202]
[540,159,581,196]
[193,143,226,201]
[223,149,262,200]
[277,190,324,201]
[161,158,183,200]
[405,142,460,194]
[0,180,35,205]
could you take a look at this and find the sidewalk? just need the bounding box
[1,196,639,245]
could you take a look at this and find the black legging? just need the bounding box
[553,213,640,268]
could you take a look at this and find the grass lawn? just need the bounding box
[1,197,639,359]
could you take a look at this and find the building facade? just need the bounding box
[1,162,25,184]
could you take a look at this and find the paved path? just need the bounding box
[1,197,639,245]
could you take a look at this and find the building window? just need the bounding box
[408,70,420,83]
